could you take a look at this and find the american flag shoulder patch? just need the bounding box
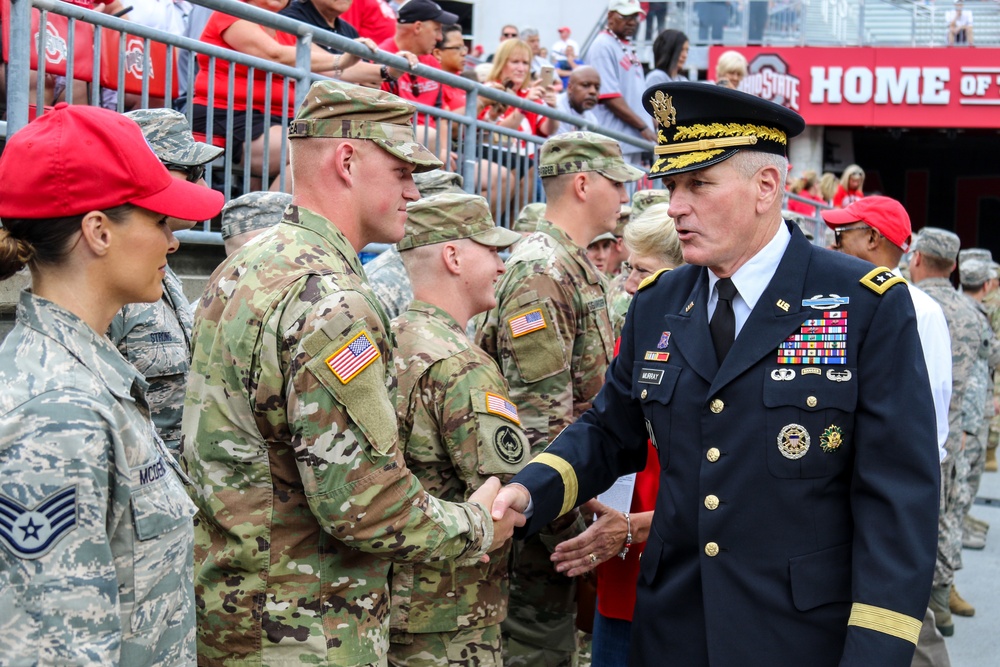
[508,308,547,338]
[326,330,380,384]
[486,392,520,425]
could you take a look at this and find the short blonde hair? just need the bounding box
[715,50,748,81]
[623,203,684,268]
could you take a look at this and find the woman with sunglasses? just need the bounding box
[107,108,224,460]
[0,104,223,665]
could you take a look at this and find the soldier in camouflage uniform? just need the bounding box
[220,191,292,256]
[606,205,634,337]
[476,131,643,666]
[181,81,521,667]
[106,108,224,458]
[0,104,223,664]
[961,248,1000,474]
[910,229,995,635]
[366,169,466,319]
[607,190,670,335]
[389,192,528,667]
[956,257,1000,555]
[513,202,547,235]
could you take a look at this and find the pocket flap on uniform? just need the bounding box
[471,389,530,477]
[788,542,852,611]
[505,299,568,384]
[305,320,397,456]
[763,367,858,412]
[632,364,681,404]
[131,458,197,541]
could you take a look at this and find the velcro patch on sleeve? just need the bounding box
[325,330,380,384]
[508,308,547,338]
[485,392,521,425]
[859,267,906,295]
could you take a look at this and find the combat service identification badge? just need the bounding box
[820,425,844,453]
[777,424,810,460]
[494,425,525,464]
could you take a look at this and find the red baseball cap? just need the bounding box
[821,196,912,252]
[559,26,571,33]
[0,103,223,221]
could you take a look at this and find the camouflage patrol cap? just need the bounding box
[960,258,996,286]
[538,131,645,183]
[631,189,670,219]
[913,227,960,262]
[125,108,224,166]
[614,204,632,237]
[513,202,546,233]
[414,169,465,197]
[959,248,993,264]
[220,191,292,240]
[399,192,521,250]
[289,80,442,173]
[589,232,617,246]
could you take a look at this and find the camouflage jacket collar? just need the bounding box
[916,277,955,290]
[406,300,468,340]
[17,290,147,401]
[534,219,605,286]
[283,205,366,279]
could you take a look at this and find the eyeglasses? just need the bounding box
[438,44,468,52]
[833,224,871,247]
[165,162,206,183]
[502,32,518,38]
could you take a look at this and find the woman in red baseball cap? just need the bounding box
[0,104,222,664]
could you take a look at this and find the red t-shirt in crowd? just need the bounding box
[594,336,663,622]
[378,38,459,126]
[833,185,864,208]
[787,191,825,216]
[193,11,297,114]
[341,0,397,44]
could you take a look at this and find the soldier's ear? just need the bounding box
[78,210,113,258]
[442,242,462,275]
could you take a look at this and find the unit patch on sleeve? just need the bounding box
[326,330,380,384]
[508,308,547,338]
[0,486,78,559]
[860,267,906,295]
[777,311,848,365]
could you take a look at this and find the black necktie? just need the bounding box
[710,278,738,363]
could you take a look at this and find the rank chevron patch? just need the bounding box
[0,485,79,560]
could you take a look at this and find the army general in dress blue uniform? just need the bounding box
[491,82,940,666]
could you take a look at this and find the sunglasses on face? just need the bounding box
[833,224,870,247]
[165,162,206,183]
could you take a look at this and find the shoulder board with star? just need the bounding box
[638,268,671,292]
[860,266,906,295]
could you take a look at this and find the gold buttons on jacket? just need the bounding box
[706,447,721,462]
[710,399,724,413]
[705,542,720,557]
[806,396,818,408]
[705,495,720,510]
[641,389,648,399]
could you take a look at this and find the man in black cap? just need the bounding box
[492,82,940,666]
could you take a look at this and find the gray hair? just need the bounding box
[731,151,789,192]
[520,27,539,38]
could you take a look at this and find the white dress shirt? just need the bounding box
[707,222,792,334]
[897,267,952,461]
